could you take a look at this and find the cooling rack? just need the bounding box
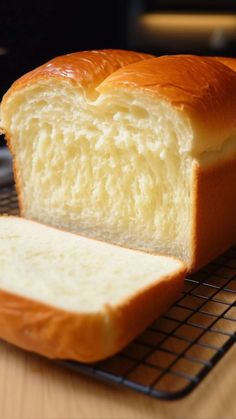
[0,184,236,400]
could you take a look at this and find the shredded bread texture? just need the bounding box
[2,80,193,261]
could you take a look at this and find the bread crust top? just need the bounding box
[1,49,153,98]
[99,55,236,154]
[213,56,236,72]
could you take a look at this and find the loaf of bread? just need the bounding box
[1,50,236,271]
[0,216,185,362]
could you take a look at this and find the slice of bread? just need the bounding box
[0,216,185,362]
[1,51,236,270]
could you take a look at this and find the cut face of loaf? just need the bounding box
[1,51,236,270]
[0,216,185,362]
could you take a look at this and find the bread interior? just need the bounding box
[0,217,182,312]
[2,79,194,262]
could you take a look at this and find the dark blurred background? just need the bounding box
[1,0,236,99]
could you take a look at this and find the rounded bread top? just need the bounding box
[99,54,236,155]
[2,49,153,97]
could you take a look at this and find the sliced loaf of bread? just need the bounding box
[0,216,185,362]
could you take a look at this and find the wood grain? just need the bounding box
[0,340,235,419]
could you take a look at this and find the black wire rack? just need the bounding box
[1,184,236,400]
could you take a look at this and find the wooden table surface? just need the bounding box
[0,339,235,419]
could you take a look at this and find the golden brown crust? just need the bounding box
[212,56,236,72]
[0,266,184,363]
[191,155,236,271]
[0,289,110,362]
[1,49,153,104]
[99,55,236,154]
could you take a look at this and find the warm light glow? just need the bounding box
[139,13,236,37]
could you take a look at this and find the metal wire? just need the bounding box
[1,185,235,400]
